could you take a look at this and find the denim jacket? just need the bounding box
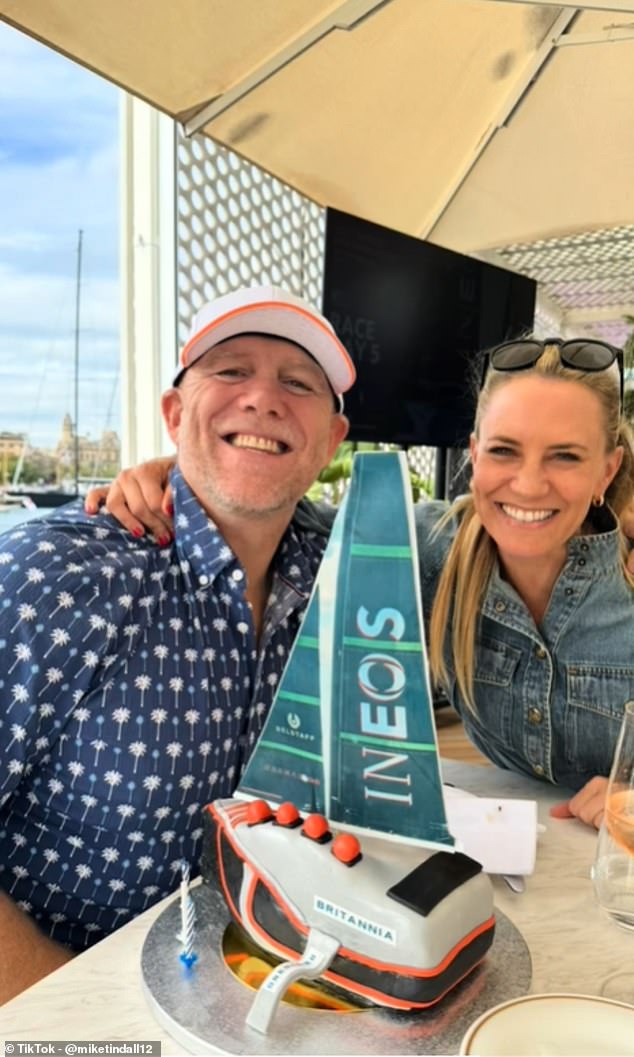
[415,501,634,792]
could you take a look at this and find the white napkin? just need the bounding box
[443,785,538,876]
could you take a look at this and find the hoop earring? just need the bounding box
[592,494,605,508]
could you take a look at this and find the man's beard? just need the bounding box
[199,474,299,521]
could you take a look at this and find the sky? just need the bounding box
[0,22,120,452]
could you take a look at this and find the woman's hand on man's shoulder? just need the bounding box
[84,456,176,543]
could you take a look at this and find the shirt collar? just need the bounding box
[566,504,622,577]
[169,464,322,595]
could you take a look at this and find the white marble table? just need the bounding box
[1,761,632,1054]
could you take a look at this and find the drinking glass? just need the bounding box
[592,701,634,931]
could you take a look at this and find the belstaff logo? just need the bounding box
[274,713,313,741]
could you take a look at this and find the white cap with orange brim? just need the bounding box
[174,285,356,406]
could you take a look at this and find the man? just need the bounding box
[0,285,352,1002]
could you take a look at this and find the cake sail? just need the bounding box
[238,450,453,851]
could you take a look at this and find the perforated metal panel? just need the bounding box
[176,131,324,342]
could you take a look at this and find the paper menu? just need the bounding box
[443,785,538,876]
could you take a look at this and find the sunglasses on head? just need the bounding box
[485,338,624,406]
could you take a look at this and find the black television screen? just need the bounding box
[322,208,536,449]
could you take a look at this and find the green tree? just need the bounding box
[307,442,432,506]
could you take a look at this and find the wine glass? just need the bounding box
[592,701,634,933]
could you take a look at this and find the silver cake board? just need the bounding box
[141,884,531,1056]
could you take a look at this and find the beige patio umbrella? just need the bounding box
[1,0,632,246]
[2,0,634,331]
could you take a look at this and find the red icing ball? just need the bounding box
[332,833,361,864]
[276,802,300,827]
[302,813,330,841]
[246,799,274,825]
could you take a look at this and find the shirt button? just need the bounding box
[494,600,506,613]
[580,543,589,552]
[528,707,543,725]
[533,763,545,777]
[232,569,245,582]
[199,574,209,586]
[565,587,574,596]
[577,558,586,567]
[534,645,547,659]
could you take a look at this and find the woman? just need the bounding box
[89,338,634,828]
[422,338,633,829]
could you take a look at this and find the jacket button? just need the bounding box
[533,763,545,777]
[534,645,547,659]
[494,600,506,613]
[578,558,586,567]
[565,587,574,596]
[528,708,543,725]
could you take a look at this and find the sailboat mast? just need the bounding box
[73,228,83,496]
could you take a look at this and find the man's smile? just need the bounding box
[224,432,290,455]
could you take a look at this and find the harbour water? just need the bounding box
[0,505,56,532]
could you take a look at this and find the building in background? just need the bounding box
[55,413,121,483]
[0,430,26,484]
[0,415,121,489]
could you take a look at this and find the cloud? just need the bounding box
[0,24,120,452]
[0,28,115,158]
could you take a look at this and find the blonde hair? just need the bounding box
[429,345,634,711]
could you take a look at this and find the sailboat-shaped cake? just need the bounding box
[200,452,495,1033]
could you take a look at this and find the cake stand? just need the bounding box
[141,883,531,1055]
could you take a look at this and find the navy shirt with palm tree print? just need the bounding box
[0,467,326,949]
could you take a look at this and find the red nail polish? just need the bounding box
[166,502,174,517]
[158,535,170,547]
[132,527,144,538]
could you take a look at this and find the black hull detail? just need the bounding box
[7,490,77,508]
